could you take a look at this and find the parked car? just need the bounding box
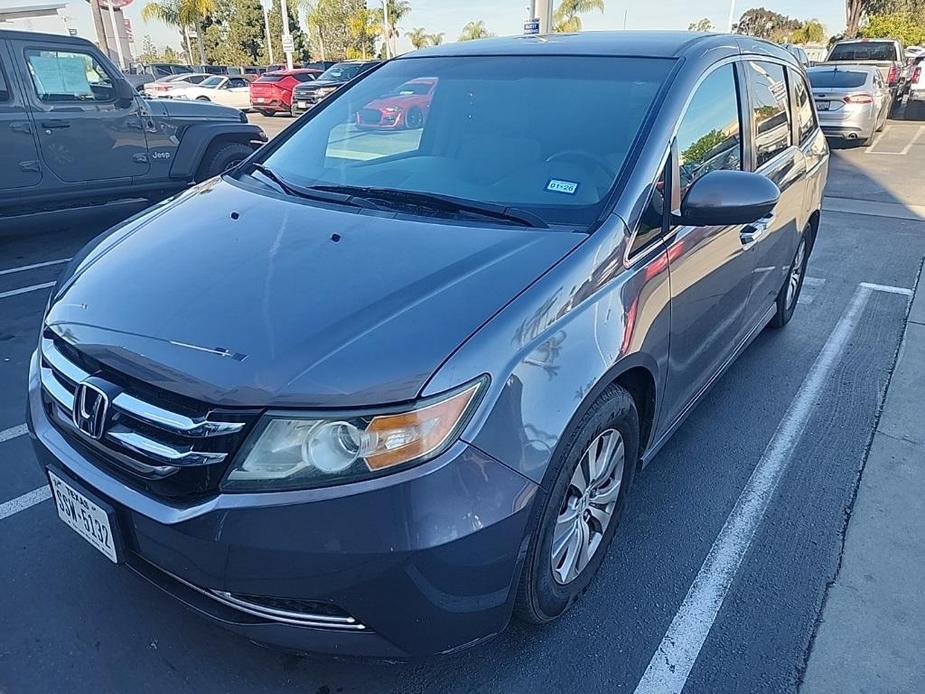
[907,54,925,105]
[823,38,906,100]
[171,74,255,109]
[250,68,322,116]
[290,60,381,115]
[781,43,810,67]
[355,77,436,129]
[125,62,194,91]
[0,30,266,212]
[807,65,891,144]
[30,31,826,658]
[142,72,212,98]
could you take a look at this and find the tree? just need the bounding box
[373,0,411,56]
[733,7,801,41]
[553,0,605,33]
[183,0,215,64]
[429,31,444,45]
[138,35,183,63]
[846,0,866,37]
[790,19,827,44]
[202,0,265,66]
[861,12,925,45]
[682,129,729,167]
[406,26,430,49]
[845,0,925,38]
[459,20,491,41]
[303,0,364,62]
[141,0,193,63]
[688,18,714,31]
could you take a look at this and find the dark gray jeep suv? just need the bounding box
[29,32,827,658]
[0,30,266,212]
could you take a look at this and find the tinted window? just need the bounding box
[294,73,317,82]
[747,61,791,167]
[0,59,9,101]
[829,42,897,62]
[632,166,666,256]
[676,64,742,194]
[808,69,868,89]
[227,78,248,88]
[791,71,816,145]
[26,49,115,102]
[257,74,285,83]
[259,56,673,226]
[318,63,375,82]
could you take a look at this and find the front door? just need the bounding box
[659,63,757,432]
[0,44,42,190]
[18,41,149,183]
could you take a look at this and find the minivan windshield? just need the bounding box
[256,56,673,226]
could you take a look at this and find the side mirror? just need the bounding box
[114,78,137,104]
[675,170,780,227]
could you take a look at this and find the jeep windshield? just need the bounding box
[254,55,674,226]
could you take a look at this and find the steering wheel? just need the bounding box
[544,150,614,178]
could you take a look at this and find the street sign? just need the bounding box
[281,35,294,52]
[86,0,134,8]
[123,18,134,42]
[524,18,540,35]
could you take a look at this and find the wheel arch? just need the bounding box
[169,123,266,181]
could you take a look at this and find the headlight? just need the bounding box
[222,377,487,492]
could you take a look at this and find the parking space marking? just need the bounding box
[0,423,28,444]
[864,125,890,154]
[0,281,55,300]
[0,258,70,276]
[0,485,51,521]
[634,282,906,694]
[859,281,913,296]
[865,124,925,156]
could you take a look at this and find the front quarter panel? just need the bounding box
[424,216,671,485]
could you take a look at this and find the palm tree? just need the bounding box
[429,32,444,46]
[179,0,214,65]
[553,0,605,33]
[459,20,491,41]
[141,0,191,63]
[377,0,411,57]
[406,26,429,50]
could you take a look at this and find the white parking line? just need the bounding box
[864,125,890,154]
[0,258,70,276]
[634,282,907,694]
[0,424,28,444]
[0,486,51,521]
[865,124,925,156]
[0,281,55,300]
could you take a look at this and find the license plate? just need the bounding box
[48,470,119,563]
[816,101,830,111]
[298,101,307,109]
[255,97,265,103]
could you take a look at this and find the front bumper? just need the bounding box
[28,350,537,657]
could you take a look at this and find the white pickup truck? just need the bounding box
[822,39,906,100]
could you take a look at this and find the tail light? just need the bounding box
[843,93,874,104]
[887,65,898,84]
[914,67,923,84]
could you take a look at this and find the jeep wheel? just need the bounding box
[197,142,254,181]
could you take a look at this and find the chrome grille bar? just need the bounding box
[111,392,245,438]
[40,366,74,414]
[42,338,89,385]
[106,428,227,466]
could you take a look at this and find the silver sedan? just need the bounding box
[808,65,892,145]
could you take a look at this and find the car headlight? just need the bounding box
[222,377,487,492]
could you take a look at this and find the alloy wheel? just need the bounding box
[550,429,625,585]
[786,238,806,310]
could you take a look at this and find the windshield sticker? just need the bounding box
[546,179,579,195]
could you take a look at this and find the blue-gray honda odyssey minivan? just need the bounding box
[29,32,827,657]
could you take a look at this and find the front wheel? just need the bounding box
[514,383,638,624]
[769,232,810,329]
[197,141,254,181]
[405,107,424,129]
[195,95,211,102]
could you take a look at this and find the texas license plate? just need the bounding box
[48,470,119,563]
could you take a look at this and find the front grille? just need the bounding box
[40,332,258,500]
[358,108,382,124]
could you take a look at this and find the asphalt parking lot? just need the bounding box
[2,113,924,693]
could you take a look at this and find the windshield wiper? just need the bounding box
[246,164,375,209]
[308,185,548,228]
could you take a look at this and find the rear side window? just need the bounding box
[25,48,115,103]
[808,70,868,89]
[746,61,791,167]
[829,42,897,62]
[227,77,248,88]
[676,64,742,194]
[257,74,285,83]
[0,59,9,101]
[791,71,817,146]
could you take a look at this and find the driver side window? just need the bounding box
[26,48,114,103]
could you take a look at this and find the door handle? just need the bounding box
[41,121,70,129]
[741,214,775,247]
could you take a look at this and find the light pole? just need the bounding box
[263,3,274,64]
[279,0,294,69]
[537,0,553,34]
[382,0,391,59]
[727,0,736,32]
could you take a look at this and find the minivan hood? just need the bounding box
[47,178,583,408]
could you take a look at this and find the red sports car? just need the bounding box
[356,78,437,129]
[250,68,322,116]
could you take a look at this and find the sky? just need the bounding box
[58,0,848,58]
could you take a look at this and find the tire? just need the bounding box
[514,384,638,624]
[768,229,810,329]
[405,106,424,129]
[197,141,254,181]
[195,96,211,102]
[257,109,274,117]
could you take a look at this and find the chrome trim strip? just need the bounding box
[106,428,227,466]
[40,366,74,414]
[41,338,89,385]
[211,591,364,628]
[111,392,245,438]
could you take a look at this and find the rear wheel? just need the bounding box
[514,384,638,624]
[195,95,211,102]
[257,109,274,117]
[769,231,810,329]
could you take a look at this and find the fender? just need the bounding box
[169,123,266,180]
